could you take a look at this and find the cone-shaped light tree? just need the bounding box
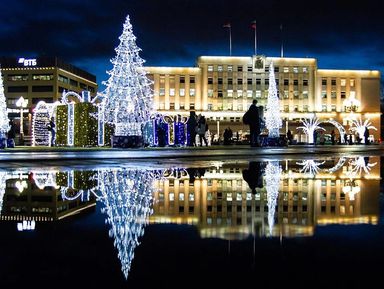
[0,68,10,139]
[265,61,282,138]
[101,15,154,137]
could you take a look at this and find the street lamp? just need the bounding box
[16,96,28,145]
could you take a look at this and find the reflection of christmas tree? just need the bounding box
[265,61,282,138]
[101,15,154,136]
[0,171,7,216]
[98,168,155,279]
[265,161,281,236]
[0,69,10,138]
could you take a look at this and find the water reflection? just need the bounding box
[0,155,380,280]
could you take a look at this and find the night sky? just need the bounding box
[0,0,383,89]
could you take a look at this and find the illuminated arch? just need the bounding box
[319,120,347,143]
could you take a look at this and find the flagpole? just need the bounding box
[251,20,257,55]
[229,26,232,56]
[280,24,284,58]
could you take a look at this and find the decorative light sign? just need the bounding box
[18,58,37,67]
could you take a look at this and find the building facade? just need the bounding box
[146,55,381,143]
[0,56,98,143]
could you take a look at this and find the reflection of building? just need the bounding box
[145,56,381,142]
[0,57,98,142]
[151,157,380,239]
[0,172,96,224]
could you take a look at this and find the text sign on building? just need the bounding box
[18,58,37,67]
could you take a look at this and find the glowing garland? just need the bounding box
[350,118,377,144]
[32,101,53,146]
[297,115,325,144]
[265,161,281,236]
[265,61,282,138]
[0,69,10,138]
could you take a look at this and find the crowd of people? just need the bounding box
[186,111,209,146]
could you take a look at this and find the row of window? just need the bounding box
[7,85,95,94]
[322,78,355,87]
[7,74,54,81]
[207,65,309,74]
[208,78,309,86]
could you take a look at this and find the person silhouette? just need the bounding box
[242,161,263,194]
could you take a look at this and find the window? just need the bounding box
[237,66,243,72]
[341,79,346,86]
[190,103,195,109]
[247,66,252,72]
[218,78,223,85]
[321,91,327,98]
[70,79,78,87]
[303,67,308,73]
[293,91,299,99]
[247,78,252,85]
[208,77,213,84]
[284,79,289,86]
[303,79,308,86]
[322,79,327,86]
[189,88,195,96]
[227,90,233,97]
[207,104,212,110]
[331,91,336,98]
[218,91,223,98]
[58,74,69,84]
[303,105,308,112]
[170,103,175,110]
[32,74,53,81]
[218,65,223,72]
[7,74,28,81]
[341,91,346,98]
[207,89,213,97]
[350,79,355,87]
[32,85,53,92]
[169,88,175,96]
[265,79,269,85]
[237,90,243,97]
[283,67,289,73]
[190,76,195,83]
[331,79,336,86]
[247,90,253,98]
[180,76,185,83]
[303,91,308,98]
[293,67,299,73]
[207,65,213,72]
[228,78,233,85]
[8,86,28,93]
[331,104,336,112]
[227,65,233,72]
[322,104,327,112]
[180,103,185,110]
[284,90,289,98]
[293,79,298,86]
[256,90,261,98]
[237,78,243,85]
[284,105,289,112]
[179,88,185,96]
[159,88,165,96]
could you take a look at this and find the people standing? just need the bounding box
[286,129,293,145]
[243,99,261,147]
[7,119,16,148]
[196,115,208,146]
[48,116,56,146]
[364,127,370,144]
[331,130,335,145]
[186,111,197,146]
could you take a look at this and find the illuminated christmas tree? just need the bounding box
[265,61,282,138]
[101,15,154,137]
[0,68,10,139]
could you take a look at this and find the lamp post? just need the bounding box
[16,96,28,145]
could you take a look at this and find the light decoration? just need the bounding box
[348,156,377,176]
[32,101,52,146]
[296,159,325,176]
[320,120,347,144]
[17,220,36,231]
[265,161,281,236]
[97,168,156,279]
[343,94,360,112]
[328,157,347,173]
[342,179,360,201]
[61,90,105,146]
[265,61,282,138]
[297,115,325,144]
[0,68,10,139]
[32,170,60,190]
[101,14,154,137]
[350,118,377,144]
[0,171,7,216]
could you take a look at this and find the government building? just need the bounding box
[0,56,98,144]
[145,55,381,143]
